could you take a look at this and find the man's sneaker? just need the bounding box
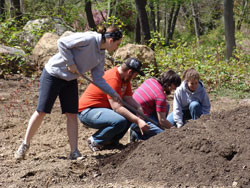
[15,142,30,160]
[69,149,82,160]
[128,128,138,143]
[87,136,103,152]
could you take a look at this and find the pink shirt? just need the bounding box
[133,78,167,116]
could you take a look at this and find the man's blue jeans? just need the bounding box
[78,108,131,145]
[130,105,170,140]
[167,101,202,126]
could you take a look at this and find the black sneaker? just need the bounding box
[69,149,83,160]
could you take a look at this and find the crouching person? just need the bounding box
[129,70,181,142]
[78,58,150,152]
[167,68,211,128]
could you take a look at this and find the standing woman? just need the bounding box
[15,26,123,160]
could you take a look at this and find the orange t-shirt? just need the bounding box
[78,67,133,112]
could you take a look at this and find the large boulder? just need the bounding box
[31,31,75,68]
[20,18,68,47]
[30,32,60,68]
[60,31,74,38]
[113,43,156,68]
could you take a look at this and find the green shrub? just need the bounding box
[154,39,249,94]
[0,54,35,78]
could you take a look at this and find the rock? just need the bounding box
[30,32,59,68]
[113,43,156,68]
[0,44,25,56]
[60,31,74,38]
[19,18,68,47]
[0,44,30,76]
[232,181,238,187]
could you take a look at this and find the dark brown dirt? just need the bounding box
[96,106,250,187]
[1,76,250,188]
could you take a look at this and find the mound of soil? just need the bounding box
[96,106,250,187]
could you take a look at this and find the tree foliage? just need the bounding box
[0,0,249,94]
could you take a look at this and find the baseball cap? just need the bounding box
[124,58,145,76]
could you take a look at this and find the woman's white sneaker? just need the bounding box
[15,142,30,160]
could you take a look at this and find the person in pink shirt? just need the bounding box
[130,70,181,141]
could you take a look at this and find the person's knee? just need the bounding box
[167,113,175,125]
[65,113,77,118]
[112,118,128,131]
[189,101,201,110]
[65,113,78,123]
[189,101,202,119]
[35,111,46,118]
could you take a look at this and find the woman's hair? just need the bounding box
[157,70,181,94]
[182,68,200,81]
[97,25,123,42]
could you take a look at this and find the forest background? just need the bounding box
[0,0,249,98]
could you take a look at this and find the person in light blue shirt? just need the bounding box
[15,26,123,160]
[167,68,211,128]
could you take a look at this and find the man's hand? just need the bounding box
[67,64,80,75]
[137,119,150,135]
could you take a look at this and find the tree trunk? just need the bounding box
[94,0,106,22]
[149,1,156,32]
[191,0,200,42]
[135,15,141,43]
[165,1,181,46]
[236,0,248,30]
[163,1,167,37]
[57,0,64,15]
[59,0,65,7]
[10,0,22,21]
[224,0,236,59]
[107,0,111,18]
[85,0,96,31]
[20,0,25,13]
[156,0,160,32]
[170,1,180,39]
[165,2,175,46]
[0,0,5,20]
[113,0,118,22]
[134,0,151,45]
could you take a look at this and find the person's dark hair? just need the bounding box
[97,25,123,42]
[182,68,200,81]
[157,70,181,95]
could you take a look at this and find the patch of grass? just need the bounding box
[210,87,250,99]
